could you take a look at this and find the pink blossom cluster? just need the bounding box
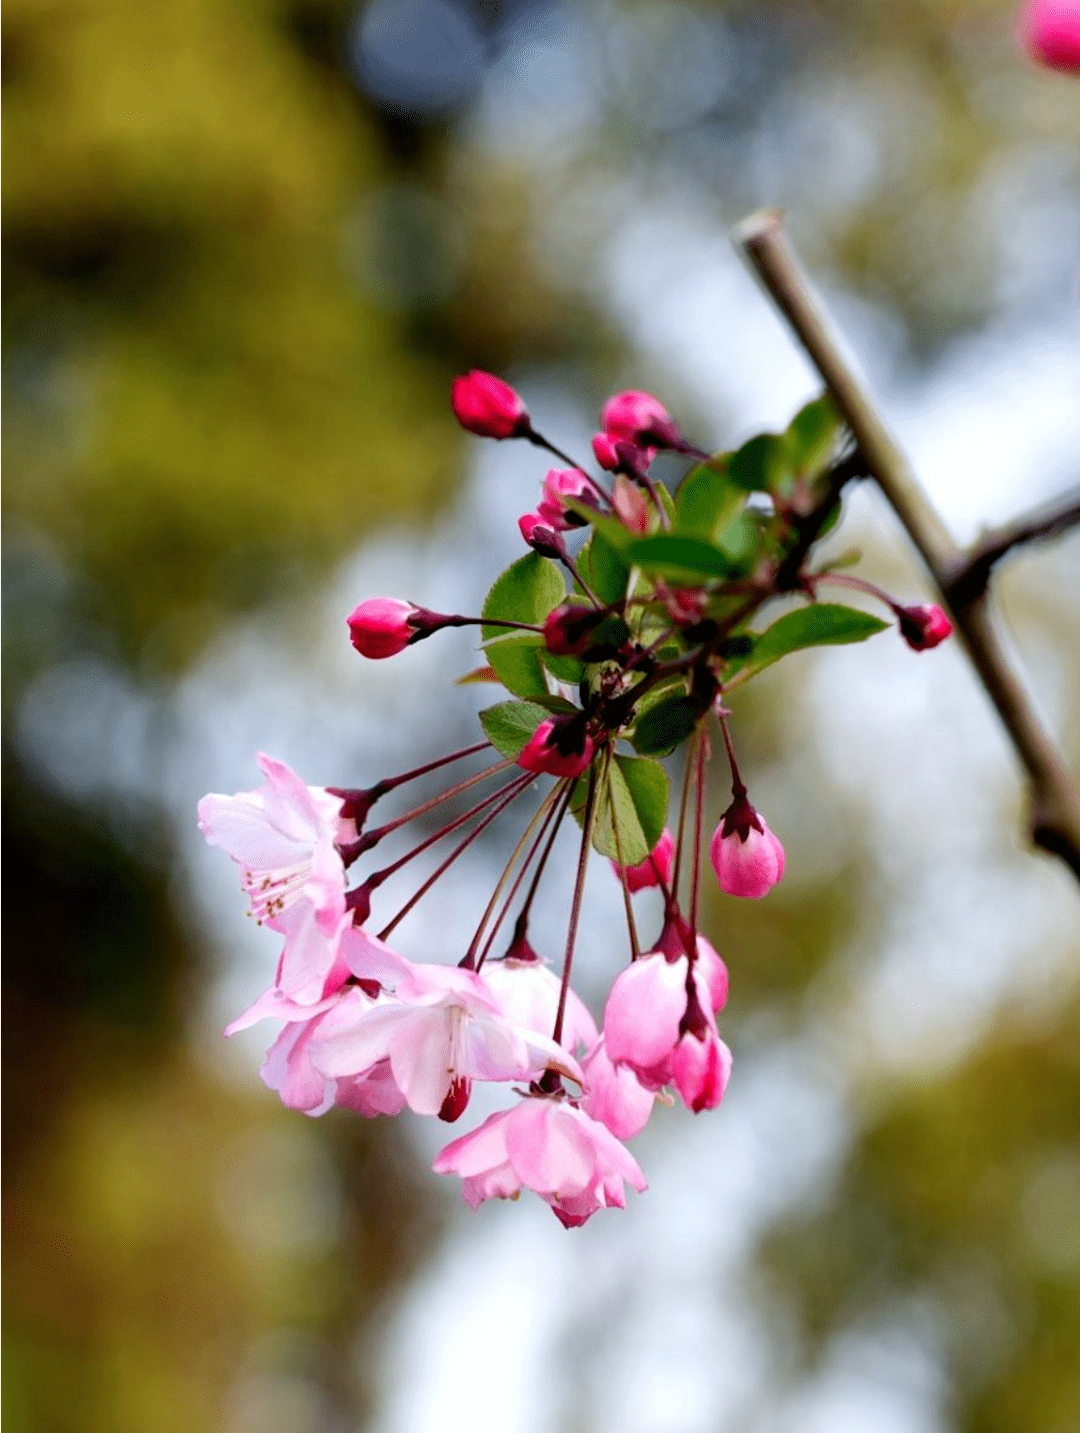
[201,369,953,1226]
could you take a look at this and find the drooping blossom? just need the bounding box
[537,468,601,530]
[601,390,683,449]
[451,371,530,439]
[610,826,675,894]
[517,715,596,778]
[592,431,622,471]
[309,932,584,1121]
[480,942,598,1054]
[347,598,417,658]
[518,511,566,558]
[895,603,953,652]
[580,1035,656,1139]
[198,754,353,1004]
[432,1093,648,1226]
[709,792,785,899]
[1017,0,1080,71]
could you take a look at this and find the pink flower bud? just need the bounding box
[895,603,953,652]
[1017,0,1080,71]
[670,1028,731,1113]
[347,598,417,658]
[610,827,675,894]
[612,475,654,534]
[601,389,682,448]
[517,717,596,778]
[710,794,785,899]
[540,468,600,530]
[451,370,530,439]
[592,431,621,471]
[518,511,567,559]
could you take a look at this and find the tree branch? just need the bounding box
[944,486,1080,607]
[733,208,1080,880]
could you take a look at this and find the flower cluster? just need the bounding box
[201,370,952,1227]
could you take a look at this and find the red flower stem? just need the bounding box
[376,775,536,941]
[807,569,899,611]
[462,780,563,969]
[367,773,534,889]
[605,752,642,962]
[379,740,492,794]
[670,731,697,901]
[512,779,578,936]
[473,783,568,970]
[552,759,601,1046]
[363,760,513,845]
[690,729,707,932]
[717,714,746,798]
[558,551,603,610]
[444,616,545,633]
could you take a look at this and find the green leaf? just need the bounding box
[728,433,787,491]
[630,694,700,757]
[733,602,889,682]
[539,649,586,683]
[785,393,840,478]
[568,753,669,865]
[615,755,669,854]
[478,700,549,758]
[675,458,745,541]
[481,554,565,697]
[577,531,630,606]
[621,533,734,584]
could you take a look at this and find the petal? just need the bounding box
[432,1108,513,1177]
[341,926,414,988]
[505,1099,596,1198]
[224,984,342,1036]
[261,1021,336,1117]
[309,999,410,1076]
[272,903,348,1005]
[387,1010,455,1116]
[197,790,300,871]
[603,954,686,1070]
[255,753,333,845]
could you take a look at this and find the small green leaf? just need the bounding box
[733,602,888,682]
[729,433,787,491]
[675,458,745,541]
[481,554,565,697]
[785,393,840,478]
[478,700,549,758]
[631,694,700,757]
[621,534,734,584]
[577,531,631,606]
[539,649,586,683]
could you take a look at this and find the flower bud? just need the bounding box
[517,716,596,778]
[592,431,621,471]
[670,1028,731,1113]
[347,598,417,659]
[895,603,953,652]
[612,475,653,534]
[539,468,601,530]
[601,390,683,449]
[518,511,568,559]
[543,603,625,661]
[451,370,530,439]
[710,793,785,899]
[1017,0,1080,71]
[610,827,675,894]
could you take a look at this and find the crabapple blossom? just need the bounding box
[451,370,530,439]
[602,389,683,449]
[538,468,601,530]
[1018,0,1080,70]
[611,826,675,894]
[895,603,953,652]
[518,510,566,558]
[611,475,654,534]
[480,945,598,1054]
[710,793,786,899]
[432,1094,647,1226]
[197,753,353,1004]
[347,598,417,658]
[517,716,596,778]
[580,1035,656,1139]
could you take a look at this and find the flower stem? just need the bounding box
[690,729,708,932]
[462,781,563,968]
[474,783,568,970]
[552,758,601,1046]
[717,714,746,798]
[354,759,514,855]
[671,733,697,901]
[606,750,641,962]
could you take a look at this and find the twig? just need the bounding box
[945,486,1080,606]
[734,209,1080,879]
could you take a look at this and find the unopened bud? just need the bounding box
[347,598,417,659]
[601,389,683,449]
[539,468,601,530]
[895,603,952,652]
[1017,0,1080,72]
[517,715,596,778]
[710,794,785,899]
[610,827,675,894]
[451,370,530,439]
[519,511,568,559]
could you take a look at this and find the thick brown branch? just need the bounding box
[945,486,1080,607]
[733,208,1080,880]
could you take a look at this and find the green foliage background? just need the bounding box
[4,1,1078,1430]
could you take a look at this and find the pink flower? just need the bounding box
[432,1094,647,1227]
[225,985,406,1118]
[895,603,953,652]
[592,431,621,471]
[1018,0,1080,71]
[480,948,598,1054]
[537,468,601,530]
[310,939,584,1121]
[518,511,566,558]
[610,826,675,894]
[198,754,353,1004]
[710,793,785,899]
[517,716,596,779]
[601,390,683,449]
[347,598,417,659]
[580,1036,655,1139]
[669,1025,731,1113]
[451,370,530,439]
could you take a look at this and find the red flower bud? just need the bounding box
[895,603,953,652]
[610,827,675,894]
[601,389,682,449]
[347,598,417,659]
[451,370,530,439]
[518,511,568,559]
[1017,0,1080,72]
[517,716,596,778]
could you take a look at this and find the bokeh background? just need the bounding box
[4,1,1080,1430]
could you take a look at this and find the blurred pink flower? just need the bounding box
[1018,0,1080,71]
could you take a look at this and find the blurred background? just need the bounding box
[4,1,1080,1430]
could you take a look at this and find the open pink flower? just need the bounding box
[710,794,785,899]
[310,943,583,1121]
[610,827,675,894]
[580,1035,656,1139]
[432,1094,647,1227]
[198,754,353,1004]
[480,949,598,1054]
